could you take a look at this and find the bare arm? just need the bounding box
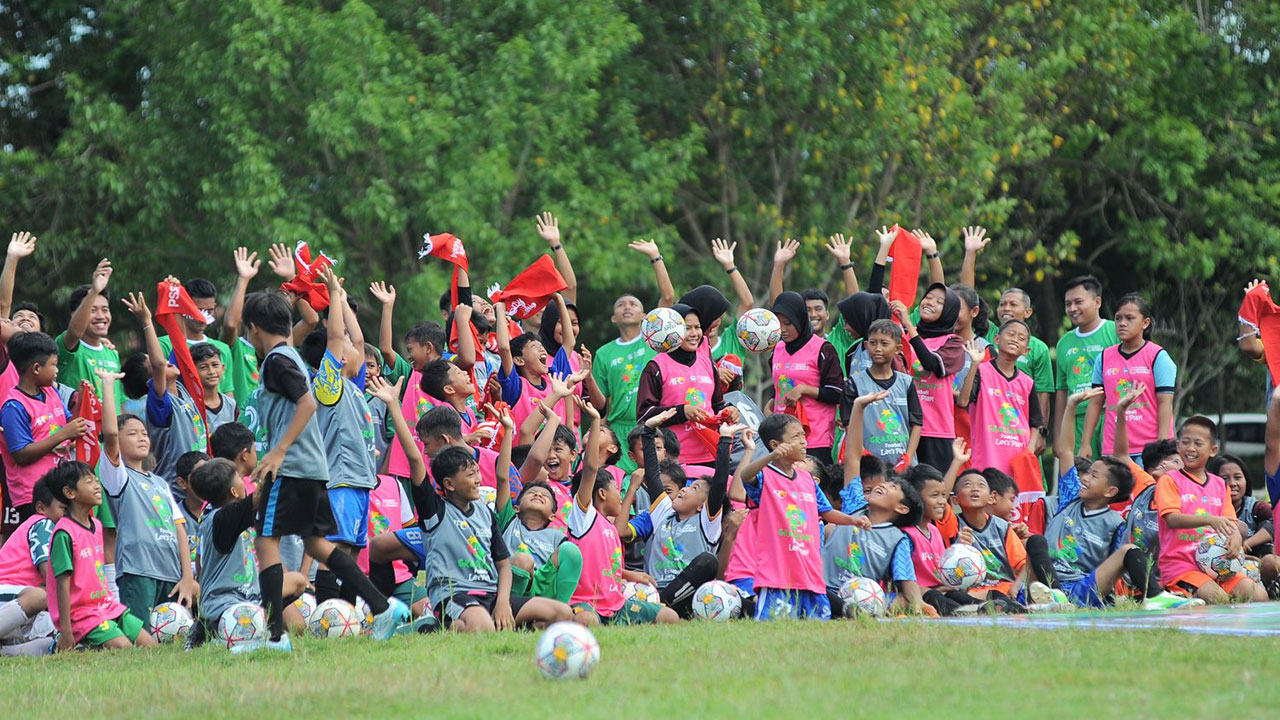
[495,301,514,377]
[63,258,112,350]
[493,406,517,512]
[767,239,796,305]
[453,302,476,373]
[321,270,346,365]
[290,294,320,347]
[1156,394,1174,441]
[122,292,167,397]
[1079,394,1103,460]
[958,226,990,289]
[372,376,426,486]
[917,231,944,285]
[251,391,319,482]
[628,240,675,308]
[1056,389,1100,469]
[0,232,36,319]
[222,247,260,345]
[826,234,858,295]
[518,404,562,482]
[573,403,603,511]
[554,292,576,357]
[368,282,398,368]
[537,213,577,304]
[719,240,755,317]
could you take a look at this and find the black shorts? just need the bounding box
[2,499,34,538]
[434,592,532,628]
[255,476,336,539]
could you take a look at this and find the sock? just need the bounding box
[0,637,52,657]
[313,569,340,603]
[0,600,31,637]
[324,548,389,615]
[259,563,285,641]
[660,553,719,618]
[104,563,119,600]
[1123,546,1159,599]
[1024,534,1056,588]
[922,589,962,616]
[368,562,397,598]
[552,543,583,604]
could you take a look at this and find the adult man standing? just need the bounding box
[1055,275,1118,458]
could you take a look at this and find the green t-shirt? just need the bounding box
[49,528,76,577]
[159,334,235,395]
[382,352,414,386]
[55,332,122,412]
[226,336,261,407]
[985,325,1054,394]
[711,316,747,362]
[826,322,856,369]
[1055,319,1119,415]
[592,335,655,433]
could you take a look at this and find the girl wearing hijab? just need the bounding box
[890,283,965,470]
[637,286,736,466]
[770,291,845,463]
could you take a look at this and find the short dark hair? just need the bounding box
[1094,457,1134,502]
[982,468,1017,497]
[998,318,1031,336]
[599,425,621,466]
[6,331,57,374]
[210,422,255,461]
[661,428,679,458]
[886,475,923,528]
[299,327,327,370]
[431,446,478,489]
[190,342,222,365]
[510,333,542,361]
[511,444,532,470]
[11,301,46,332]
[242,292,293,337]
[419,359,454,402]
[657,459,687,489]
[190,458,239,506]
[571,466,617,496]
[363,343,380,362]
[176,451,210,480]
[439,289,453,314]
[32,476,56,509]
[68,284,111,315]
[906,463,945,494]
[185,278,217,301]
[860,453,887,483]
[1064,275,1103,297]
[1178,415,1218,444]
[41,460,95,505]
[1207,454,1250,484]
[552,424,578,453]
[120,352,151,400]
[864,319,900,342]
[417,405,463,442]
[1141,439,1179,471]
[516,480,558,513]
[118,413,146,432]
[404,321,445,353]
[758,413,801,450]
[800,288,829,308]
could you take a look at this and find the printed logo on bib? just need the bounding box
[835,536,865,574]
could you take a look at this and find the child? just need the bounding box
[173,450,211,574]
[191,342,238,435]
[0,476,61,656]
[157,278,235,396]
[188,458,308,650]
[949,468,1027,609]
[733,413,871,620]
[240,290,407,650]
[97,368,199,628]
[496,296,587,441]
[219,246,264,405]
[45,460,157,650]
[827,391,925,616]
[1084,293,1176,464]
[905,458,982,616]
[967,320,1045,475]
[0,332,84,536]
[619,413,734,618]
[1113,386,1182,591]
[890,284,964,470]
[56,258,123,409]
[843,319,922,471]
[1207,454,1277,595]
[362,343,393,465]
[769,291,843,462]
[1155,417,1267,603]
[415,405,522,503]
[568,400,678,625]
[120,291,210,494]
[420,358,480,436]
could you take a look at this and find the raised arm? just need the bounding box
[1239,280,1266,362]
[320,269,346,365]
[868,226,896,295]
[371,376,426,486]
[537,212,577,304]
[495,300,515,377]
[843,390,889,482]
[63,258,112,351]
[628,239,675,308]
[826,234,859,296]
[491,405,517,512]
[955,340,984,409]
[453,303,476,373]
[1113,385,1143,460]
[1056,388,1102,468]
[959,226,990,289]
[1267,388,1280,500]
[553,292,576,357]
[98,369,123,463]
[519,402,562,482]
[122,291,168,397]
[573,400,603,511]
[768,238,799,305]
[714,238,755,316]
[222,247,260,345]
[368,281,398,368]
[916,230,944,285]
[0,232,36,319]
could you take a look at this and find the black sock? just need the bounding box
[324,547,389,615]
[339,577,359,606]
[923,588,963,616]
[1123,546,1159,599]
[314,569,340,603]
[259,563,285,641]
[659,553,719,618]
[944,590,984,606]
[1025,534,1056,587]
[369,562,398,598]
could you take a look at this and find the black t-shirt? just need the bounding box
[260,343,310,403]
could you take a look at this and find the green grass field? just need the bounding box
[3,620,1277,719]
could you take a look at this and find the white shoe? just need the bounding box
[371,598,410,640]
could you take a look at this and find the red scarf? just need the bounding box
[73,380,103,467]
[280,242,336,311]
[155,280,209,449]
[1238,282,1280,384]
[888,226,922,309]
[486,255,568,320]
[1010,449,1047,535]
[419,233,484,409]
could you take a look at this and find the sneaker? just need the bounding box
[1028,582,1055,606]
[264,632,293,653]
[184,621,208,651]
[229,639,265,655]
[1142,591,1204,610]
[371,598,410,641]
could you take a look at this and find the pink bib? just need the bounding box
[568,504,626,616]
[771,335,837,448]
[904,523,946,589]
[0,386,70,506]
[1100,342,1171,455]
[753,464,824,593]
[651,345,718,464]
[387,370,434,478]
[358,474,413,585]
[969,362,1035,475]
[910,334,959,439]
[0,514,46,586]
[508,374,552,435]
[723,501,757,583]
[1158,469,1229,581]
[45,516,127,642]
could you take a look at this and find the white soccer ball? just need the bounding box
[354,598,375,635]
[217,602,266,650]
[149,602,194,643]
[936,543,987,591]
[1195,530,1243,580]
[479,485,498,510]
[736,308,782,354]
[292,592,317,626]
[1243,557,1262,584]
[621,581,660,605]
[534,621,601,680]
[309,599,361,638]
[838,576,888,617]
[691,580,742,621]
[641,307,687,353]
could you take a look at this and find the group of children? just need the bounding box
[0,220,1275,657]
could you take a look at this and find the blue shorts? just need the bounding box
[728,577,755,597]
[394,527,426,566]
[1064,571,1108,608]
[325,487,371,547]
[753,588,832,621]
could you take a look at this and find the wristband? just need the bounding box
[651,255,663,264]
[925,252,939,259]
[726,266,739,275]
[551,243,564,251]
[839,262,854,271]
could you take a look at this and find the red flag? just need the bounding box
[1238,282,1280,385]
[1009,449,1048,535]
[419,233,484,410]
[73,380,102,468]
[486,255,568,320]
[888,226,922,309]
[155,280,209,449]
[281,242,336,311]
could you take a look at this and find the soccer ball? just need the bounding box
[534,621,601,680]
[149,602,194,642]
[622,581,660,605]
[309,599,361,638]
[479,485,498,510]
[1195,531,1243,580]
[838,576,887,617]
[292,593,317,626]
[217,602,266,650]
[1243,557,1262,584]
[936,544,987,590]
[354,598,375,635]
[736,308,782,353]
[640,307,687,353]
[691,580,742,621]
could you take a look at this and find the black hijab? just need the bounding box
[916,282,961,339]
[836,292,891,339]
[677,285,731,329]
[771,291,813,354]
[667,302,698,365]
[538,300,576,357]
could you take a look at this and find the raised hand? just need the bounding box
[711,238,738,269]
[7,231,36,258]
[1116,382,1147,410]
[914,230,937,255]
[369,281,396,305]
[854,389,891,409]
[876,226,897,249]
[547,372,573,399]
[91,258,113,293]
[536,212,561,246]
[825,233,853,265]
[962,226,990,254]
[1244,279,1264,296]
[233,247,261,280]
[1067,387,1104,408]
[952,437,971,466]
[964,338,986,363]
[719,422,747,438]
[774,238,800,265]
[645,407,678,428]
[628,239,661,259]
[267,242,296,281]
[740,428,757,455]
[121,292,152,324]
[576,395,600,422]
[366,374,404,405]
